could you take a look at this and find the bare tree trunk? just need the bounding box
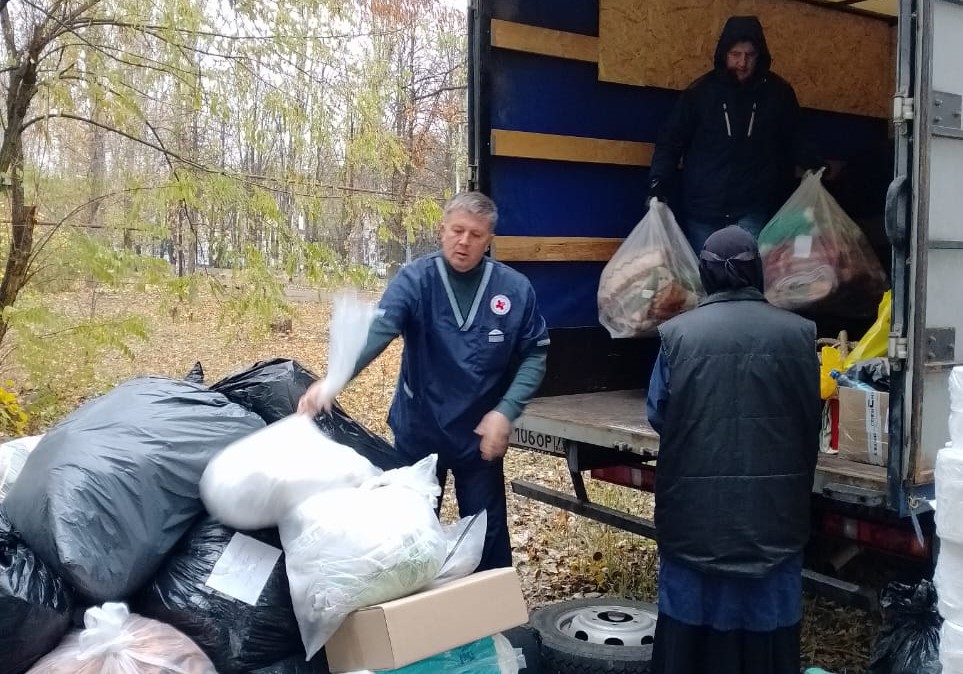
[0,147,35,345]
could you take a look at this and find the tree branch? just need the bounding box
[1,2,17,55]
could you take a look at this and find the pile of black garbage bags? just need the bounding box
[0,358,407,674]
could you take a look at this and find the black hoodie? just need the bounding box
[648,16,822,225]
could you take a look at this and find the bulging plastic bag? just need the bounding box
[280,456,448,659]
[0,435,43,503]
[1,509,74,674]
[201,414,382,530]
[867,580,942,674]
[760,170,888,316]
[3,377,265,601]
[134,517,303,673]
[598,199,703,338]
[212,358,320,425]
[26,602,216,674]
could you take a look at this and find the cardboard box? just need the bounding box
[837,386,890,466]
[324,568,529,672]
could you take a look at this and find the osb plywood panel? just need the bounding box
[491,130,654,166]
[492,236,624,262]
[491,19,599,63]
[598,0,894,118]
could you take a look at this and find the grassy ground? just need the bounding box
[6,283,881,673]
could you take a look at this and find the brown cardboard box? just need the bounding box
[324,568,529,672]
[837,386,890,466]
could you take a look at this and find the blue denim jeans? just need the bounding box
[684,211,771,255]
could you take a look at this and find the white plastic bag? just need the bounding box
[0,434,42,502]
[27,602,216,674]
[598,199,703,338]
[200,414,382,530]
[431,510,488,588]
[307,290,379,408]
[280,456,447,658]
[759,170,887,316]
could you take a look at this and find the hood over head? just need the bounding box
[713,16,772,80]
[698,225,765,294]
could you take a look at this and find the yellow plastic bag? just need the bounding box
[844,290,891,370]
[820,346,843,399]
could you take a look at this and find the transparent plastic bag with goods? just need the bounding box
[26,602,216,674]
[760,170,887,316]
[279,456,447,659]
[200,413,381,530]
[598,199,704,338]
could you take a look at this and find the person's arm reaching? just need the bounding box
[476,345,548,461]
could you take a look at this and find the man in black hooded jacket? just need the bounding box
[648,16,822,253]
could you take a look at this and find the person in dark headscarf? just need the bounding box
[647,16,824,253]
[646,226,821,674]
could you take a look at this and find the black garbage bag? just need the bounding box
[135,516,302,673]
[211,357,405,470]
[211,358,318,424]
[0,508,74,674]
[867,579,942,674]
[843,357,890,392]
[321,401,407,471]
[2,377,265,602]
[250,652,331,674]
[185,361,205,384]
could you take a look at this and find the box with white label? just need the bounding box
[837,387,890,467]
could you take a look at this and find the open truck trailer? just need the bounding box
[468,0,963,607]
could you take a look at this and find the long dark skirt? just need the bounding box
[651,613,801,674]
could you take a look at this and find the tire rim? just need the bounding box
[555,604,657,647]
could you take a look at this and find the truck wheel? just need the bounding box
[530,598,656,673]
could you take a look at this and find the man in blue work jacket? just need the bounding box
[299,191,551,571]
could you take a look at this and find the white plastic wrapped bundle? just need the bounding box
[935,540,963,624]
[937,445,963,543]
[27,602,216,674]
[200,414,382,530]
[952,367,963,448]
[942,618,963,674]
[0,435,42,502]
[280,455,447,659]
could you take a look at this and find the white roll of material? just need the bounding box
[937,445,963,543]
[935,540,963,624]
[941,618,963,674]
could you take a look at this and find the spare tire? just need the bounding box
[530,598,656,674]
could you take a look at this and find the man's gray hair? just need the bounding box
[442,191,498,232]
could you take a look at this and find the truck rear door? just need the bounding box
[892,0,963,512]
